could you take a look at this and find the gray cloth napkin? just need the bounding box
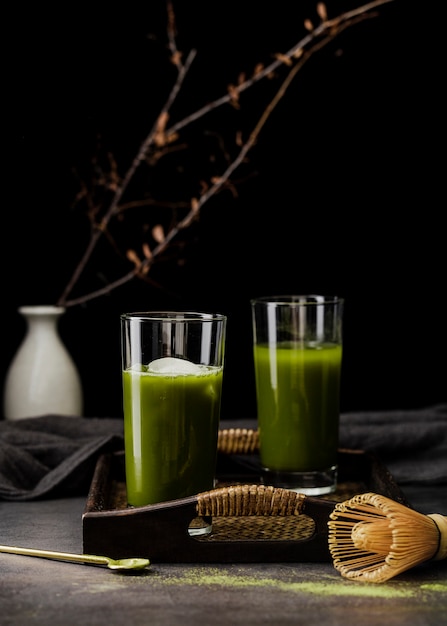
[221,404,447,488]
[339,404,447,485]
[0,416,123,501]
[0,405,446,501]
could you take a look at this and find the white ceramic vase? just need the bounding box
[3,305,83,420]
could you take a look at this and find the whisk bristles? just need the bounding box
[327,492,447,583]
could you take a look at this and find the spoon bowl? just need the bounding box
[106,557,151,570]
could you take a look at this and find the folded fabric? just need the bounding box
[0,404,446,501]
[0,415,124,501]
[339,404,447,485]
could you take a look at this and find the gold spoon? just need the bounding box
[0,544,150,571]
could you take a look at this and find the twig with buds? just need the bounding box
[58,0,394,308]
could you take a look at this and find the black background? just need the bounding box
[3,0,445,420]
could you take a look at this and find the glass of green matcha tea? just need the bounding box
[121,311,227,535]
[251,295,343,496]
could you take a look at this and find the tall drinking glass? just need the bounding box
[251,295,343,495]
[121,311,227,530]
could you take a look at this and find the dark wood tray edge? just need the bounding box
[82,447,408,563]
[84,446,409,515]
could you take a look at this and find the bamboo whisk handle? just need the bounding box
[428,514,447,561]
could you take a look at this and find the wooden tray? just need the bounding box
[82,428,408,564]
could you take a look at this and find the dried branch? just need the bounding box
[57,0,394,308]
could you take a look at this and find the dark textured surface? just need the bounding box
[1,495,446,625]
[1,408,447,624]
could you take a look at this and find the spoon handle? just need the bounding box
[0,544,109,566]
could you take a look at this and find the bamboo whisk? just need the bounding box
[327,492,447,583]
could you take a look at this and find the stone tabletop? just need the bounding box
[1,488,446,626]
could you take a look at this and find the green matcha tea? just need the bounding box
[123,364,223,507]
[253,342,342,473]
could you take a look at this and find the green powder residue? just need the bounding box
[159,568,417,598]
[420,583,447,593]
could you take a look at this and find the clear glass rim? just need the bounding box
[250,295,343,306]
[121,311,226,322]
